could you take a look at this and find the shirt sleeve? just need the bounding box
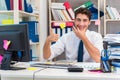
[48,36,66,60]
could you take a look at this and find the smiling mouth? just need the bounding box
[78,26,84,28]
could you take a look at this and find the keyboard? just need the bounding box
[30,62,73,69]
[10,67,26,70]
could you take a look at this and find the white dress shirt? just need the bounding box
[49,30,103,62]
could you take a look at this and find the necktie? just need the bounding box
[77,40,83,62]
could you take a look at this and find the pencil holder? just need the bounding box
[100,57,111,73]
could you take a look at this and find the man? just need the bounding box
[43,8,103,62]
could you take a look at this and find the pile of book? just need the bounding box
[102,41,120,72]
[2,0,33,13]
[51,1,74,21]
[103,34,120,59]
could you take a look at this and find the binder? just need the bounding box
[73,1,104,20]
[64,1,74,20]
[5,0,11,10]
[52,22,74,28]
[24,0,33,13]
[89,6,104,20]
[20,21,39,42]
[74,1,93,11]
[52,27,72,37]
[10,0,23,10]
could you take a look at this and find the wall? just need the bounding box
[39,0,48,61]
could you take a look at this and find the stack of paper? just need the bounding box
[103,34,120,43]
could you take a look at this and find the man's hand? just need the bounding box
[72,26,86,40]
[47,28,59,42]
[43,28,59,59]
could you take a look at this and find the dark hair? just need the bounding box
[75,8,92,20]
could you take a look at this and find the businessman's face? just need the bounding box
[74,13,91,31]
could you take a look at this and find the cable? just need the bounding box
[33,68,47,80]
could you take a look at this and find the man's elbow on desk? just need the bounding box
[43,53,51,60]
[95,58,100,63]
[94,56,100,63]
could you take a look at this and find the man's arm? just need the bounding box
[43,38,52,59]
[82,36,101,62]
[73,26,101,63]
[43,29,59,59]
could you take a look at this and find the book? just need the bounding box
[57,9,67,21]
[0,0,7,10]
[110,7,117,19]
[106,6,114,19]
[51,2,72,21]
[61,9,72,21]
[111,7,120,20]
[51,9,59,21]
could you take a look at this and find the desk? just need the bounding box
[35,62,120,80]
[0,62,120,80]
[35,68,120,80]
[0,62,44,80]
[0,69,35,80]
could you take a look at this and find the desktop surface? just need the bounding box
[35,68,120,80]
[0,62,120,80]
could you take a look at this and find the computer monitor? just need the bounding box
[0,24,31,70]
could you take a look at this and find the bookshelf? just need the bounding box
[0,0,40,61]
[49,0,102,37]
[48,0,103,61]
[104,0,120,35]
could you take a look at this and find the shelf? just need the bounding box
[104,0,120,35]
[49,0,101,42]
[51,20,74,22]
[19,11,39,17]
[51,19,97,22]
[0,10,39,17]
[49,0,101,34]
[105,19,120,22]
[0,0,41,61]
[30,41,39,45]
[91,19,99,21]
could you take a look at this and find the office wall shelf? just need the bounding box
[0,0,40,61]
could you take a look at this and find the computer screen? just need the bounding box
[0,24,31,70]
